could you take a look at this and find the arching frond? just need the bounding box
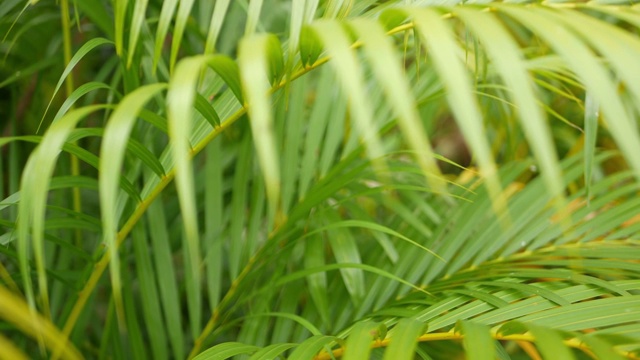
[1,0,639,359]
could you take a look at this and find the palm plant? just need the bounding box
[1,0,640,358]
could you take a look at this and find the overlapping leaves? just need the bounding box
[1,1,640,359]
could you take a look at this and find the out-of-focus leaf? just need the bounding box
[193,342,259,360]
[458,320,495,360]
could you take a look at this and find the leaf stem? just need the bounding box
[60,0,84,251]
[313,331,638,360]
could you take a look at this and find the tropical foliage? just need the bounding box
[1,0,640,359]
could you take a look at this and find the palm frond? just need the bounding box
[1,0,639,359]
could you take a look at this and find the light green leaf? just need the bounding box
[407,8,503,210]
[153,0,178,74]
[456,7,564,207]
[126,0,149,67]
[310,20,387,175]
[204,0,231,54]
[288,335,338,360]
[40,38,113,131]
[168,55,213,338]
[458,320,495,360]
[245,0,264,36]
[169,0,196,72]
[520,296,640,331]
[351,17,446,194]
[114,0,129,55]
[343,321,378,360]
[207,55,244,104]
[52,82,117,123]
[526,322,575,360]
[238,34,281,217]
[247,343,296,360]
[311,219,443,262]
[100,83,167,328]
[0,333,28,360]
[383,318,425,360]
[0,284,82,360]
[193,342,259,360]
[18,105,106,320]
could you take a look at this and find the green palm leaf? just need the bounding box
[1,1,640,359]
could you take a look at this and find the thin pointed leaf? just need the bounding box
[248,343,296,360]
[194,93,221,128]
[204,136,224,311]
[169,0,196,72]
[153,0,178,73]
[52,82,116,123]
[406,8,503,209]
[41,38,113,128]
[238,34,281,215]
[245,0,264,36]
[288,335,338,359]
[207,55,244,104]
[100,83,167,327]
[18,105,106,320]
[343,321,378,360]
[456,7,565,205]
[383,318,425,360]
[0,285,82,360]
[126,0,149,67]
[168,55,223,338]
[204,0,231,54]
[458,320,495,360]
[310,20,387,174]
[193,342,259,360]
[147,199,185,359]
[351,18,446,193]
[131,223,168,360]
[114,0,129,55]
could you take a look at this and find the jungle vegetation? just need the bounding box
[1,0,640,359]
